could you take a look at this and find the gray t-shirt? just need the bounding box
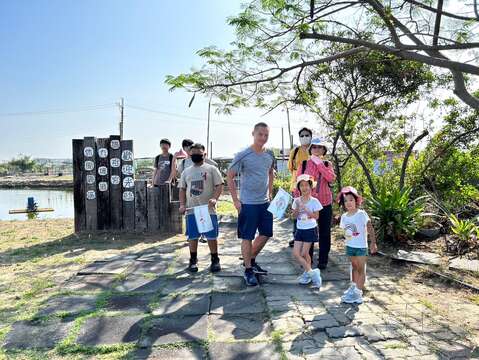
[229,147,275,205]
[179,163,223,215]
[154,154,172,186]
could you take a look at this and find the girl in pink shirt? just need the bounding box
[294,137,336,269]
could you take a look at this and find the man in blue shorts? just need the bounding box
[227,122,275,286]
[179,143,223,273]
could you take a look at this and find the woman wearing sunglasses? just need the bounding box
[293,137,336,269]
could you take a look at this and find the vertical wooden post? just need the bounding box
[169,201,183,234]
[72,139,86,232]
[158,184,170,232]
[147,187,160,232]
[135,180,148,232]
[121,140,135,231]
[83,136,98,231]
[96,138,111,230]
[109,135,122,230]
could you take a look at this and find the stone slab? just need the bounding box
[107,293,155,313]
[139,315,207,347]
[210,291,265,315]
[449,257,479,273]
[128,260,170,274]
[78,259,133,275]
[37,295,97,316]
[3,319,73,349]
[76,315,145,345]
[208,342,281,360]
[209,314,271,341]
[64,275,118,292]
[151,294,210,316]
[130,346,207,359]
[392,250,442,266]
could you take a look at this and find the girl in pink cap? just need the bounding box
[337,186,377,304]
[292,174,323,288]
[294,137,336,269]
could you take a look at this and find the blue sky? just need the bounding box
[0,0,316,160]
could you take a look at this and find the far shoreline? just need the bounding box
[0,175,73,190]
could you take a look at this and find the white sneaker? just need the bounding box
[343,283,356,296]
[298,271,311,285]
[342,286,363,304]
[310,269,322,288]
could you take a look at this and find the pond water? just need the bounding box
[0,188,74,221]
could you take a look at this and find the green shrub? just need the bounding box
[273,175,292,197]
[448,214,479,253]
[367,187,426,243]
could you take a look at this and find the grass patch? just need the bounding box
[419,298,435,311]
[270,329,287,360]
[469,294,479,305]
[384,342,408,350]
[217,200,236,216]
[0,218,184,359]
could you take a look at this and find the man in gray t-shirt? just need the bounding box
[227,122,275,286]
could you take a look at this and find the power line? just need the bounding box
[126,104,286,128]
[0,103,116,118]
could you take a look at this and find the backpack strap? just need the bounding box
[301,159,308,174]
[291,147,300,170]
[169,153,174,170]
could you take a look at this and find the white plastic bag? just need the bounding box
[267,188,292,219]
[193,204,214,233]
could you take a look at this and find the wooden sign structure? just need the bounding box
[72,136,182,234]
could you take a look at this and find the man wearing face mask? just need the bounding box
[179,143,224,273]
[177,140,218,177]
[287,127,313,247]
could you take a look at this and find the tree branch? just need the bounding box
[420,126,479,178]
[432,0,443,46]
[207,46,368,89]
[299,32,479,75]
[399,129,429,190]
[402,0,477,21]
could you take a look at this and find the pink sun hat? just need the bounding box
[336,186,364,205]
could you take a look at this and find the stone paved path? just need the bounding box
[3,219,478,359]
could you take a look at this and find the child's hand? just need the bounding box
[370,242,378,254]
[344,229,353,241]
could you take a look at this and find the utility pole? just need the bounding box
[281,127,285,177]
[286,105,293,149]
[118,98,124,139]
[207,96,212,156]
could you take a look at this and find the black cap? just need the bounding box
[298,127,313,136]
[160,138,171,146]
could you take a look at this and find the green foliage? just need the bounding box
[1,155,42,174]
[449,214,479,245]
[367,187,426,243]
[273,175,291,197]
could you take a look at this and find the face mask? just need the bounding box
[191,154,204,164]
[300,136,311,145]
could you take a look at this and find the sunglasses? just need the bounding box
[310,145,323,149]
[299,134,311,138]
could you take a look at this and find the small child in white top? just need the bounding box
[337,186,377,304]
[291,174,323,288]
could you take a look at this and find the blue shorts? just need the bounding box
[237,203,273,241]
[346,246,368,257]
[294,228,318,243]
[186,214,219,241]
